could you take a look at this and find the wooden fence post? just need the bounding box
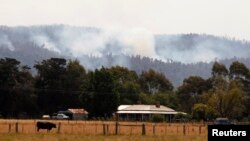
[82,124,84,134]
[95,124,97,134]
[103,124,106,135]
[57,122,61,134]
[199,125,202,135]
[142,124,146,135]
[183,125,186,135]
[130,126,132,135]
[153,124,156,135]
[107,124,109,135]
[34,123,37,133]
[9,124,11,133]
[115,122,118,135]
[15,122,18,133]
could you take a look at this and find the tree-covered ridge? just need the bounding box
[0,57,250,121]
[2,25,250,86]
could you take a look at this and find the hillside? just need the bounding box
[1,25,250,86]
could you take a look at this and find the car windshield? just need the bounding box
[214,118,231,124]
[217,120,229,123]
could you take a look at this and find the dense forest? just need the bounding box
[0,57,250,121]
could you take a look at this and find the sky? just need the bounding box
[0,0,250,40]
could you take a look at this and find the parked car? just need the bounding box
[42,114,50,119]
[52,113,58,119]
[54,113,70,120]
[213,117,233,125]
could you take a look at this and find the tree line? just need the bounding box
[0,57,250,121]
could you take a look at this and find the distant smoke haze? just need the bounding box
[155,34,250,63]
[1,25,250,64]
[2,25,250,86]
[33,35,60,53]
[0,34,15,51]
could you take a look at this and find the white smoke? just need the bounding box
[25,25,250,65]
[32,35,61,53]
[0,34,15,51]
[118,28,158,58]
[30,26,160,65]
[58,27,158,59]
[155,35,250,63]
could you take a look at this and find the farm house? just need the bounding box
[116,104,184,121]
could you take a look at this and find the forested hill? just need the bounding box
[1,25,250,86]
[77,55,250,86]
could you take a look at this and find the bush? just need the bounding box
[151,114,165,122]
[173,113,191,122]
[192,103,218,121]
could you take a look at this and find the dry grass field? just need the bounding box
[0,119,208,141]
[0,134,207,141]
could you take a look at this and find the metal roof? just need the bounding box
[116,110,179,114]
[118,105,131,110]
[67,108,88,114]
[117,104,181,114]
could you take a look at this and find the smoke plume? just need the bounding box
[0,34,15,51]
[1,25,250,66]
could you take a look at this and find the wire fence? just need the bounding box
[0,119,208,136]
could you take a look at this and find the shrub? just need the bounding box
[151,114,165,122]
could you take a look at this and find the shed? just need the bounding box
[67,108,88,120]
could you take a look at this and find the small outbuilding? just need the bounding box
[57,108,88,120]
[67,108,88,120]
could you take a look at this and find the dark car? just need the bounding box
[213,118,234,125]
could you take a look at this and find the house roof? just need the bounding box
[67,108,88,114]
[117,105,131,110]
[117,104,182,115]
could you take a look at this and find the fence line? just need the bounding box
[0,120,208,136]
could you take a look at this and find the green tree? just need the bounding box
[65,59,86,91]
[229,61,250,118]
[34,58,67,89]
[81,67,119,118]
[35,58,88,115]
[139,69,173,95]
[212,62,228,78]
[207,81,244,118]
[177,76,208,113]
[108,66,140,104]
[152,92,179,110]
[0,58,20,87]
[139,93,155,104]
[0,58,36,117]
[62,59,87,108]
[229,61,249,80]
[192,103,217,121]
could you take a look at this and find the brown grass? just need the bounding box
[0,134,207,141]
[0,120,208,141]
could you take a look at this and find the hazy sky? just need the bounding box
[1,0,250,40]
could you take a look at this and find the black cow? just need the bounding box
[36,121,56,132]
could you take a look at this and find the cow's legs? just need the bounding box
[47,128,52,132]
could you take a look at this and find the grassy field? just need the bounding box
[0,120,208,141]
[0,134,207,141]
